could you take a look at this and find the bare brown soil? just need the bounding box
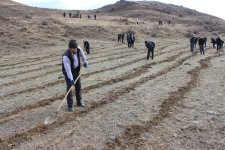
[0,0,225,150]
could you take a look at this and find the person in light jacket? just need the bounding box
[62,39,88,111]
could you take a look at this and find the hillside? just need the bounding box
[0,0,224,55]
[0,1,225,150]
[98,1,225,33]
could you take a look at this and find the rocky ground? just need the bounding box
[0,0,225,150]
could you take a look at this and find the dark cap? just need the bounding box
[68,39,78,48]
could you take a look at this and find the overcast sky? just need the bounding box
[13,0,225,20]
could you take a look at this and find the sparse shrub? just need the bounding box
[41,21,48,26]
[179,14,183,17]
[194,30,198,34]
[151,33,157,37]
[25,15,32,19]
[204,26,209,29]
[63,33,68,37]
[52,19,61,25]
[0,16,10,22]
[166,11,171,14]
[20,27,27,32]
[110,8,114,12]
[50,43,55,46]
[184,32,192,38]
[96,10,99,13]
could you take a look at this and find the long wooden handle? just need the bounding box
[57,68,83,111]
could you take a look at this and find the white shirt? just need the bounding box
[63,46,87,81]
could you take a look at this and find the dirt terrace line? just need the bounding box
[0,53,56,68]
[0,47,141,78]
[0,42,116,69]
[0,50,140,97]
[0,41,177,77]
[2,40,160,71]
[0,43,175,88]
[103,53,222,150]
[0,43,174,88]
[0,49,193,150]
[1,44,126,71]
[0,46,187,124]
[0,50,135,78]
[0,44,186,105]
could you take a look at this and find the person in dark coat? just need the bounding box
[127,33,132,48]
[216,37,223,51]
[190,36,196,53]
[131,34,135,48]
[211,38,216,48]
[198,37,205,55]
[83,40,90,54]
[145,40,155,60]
[204,37,207,48]
[121,33,125,43]
[62,40,88,111]
[118,34,121,43]
[194,37,198,48]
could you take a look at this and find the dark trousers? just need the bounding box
[65,74,81,108]
[217,43,222,51]
[118,37,121,43]
[86,47,90,54]
[131,42,134,48]
[147,48,154,60]
[191,43,195,53]
[128,42,131,48]
[199,45,205,55]
[212,42,216,48]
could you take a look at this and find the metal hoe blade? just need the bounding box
[44,112,58,125]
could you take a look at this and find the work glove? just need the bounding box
[83,62,88,68]
[70,79,75,86]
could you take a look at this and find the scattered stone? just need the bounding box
[183,63,191,66]
[207,110,219,116]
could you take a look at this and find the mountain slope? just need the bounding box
[98,1,225,33]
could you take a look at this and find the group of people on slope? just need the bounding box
[190,35,224,55]
[63,33,224,112]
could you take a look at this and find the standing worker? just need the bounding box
[83,40,90,54]
[62,39,88,112]
[145,40,155,60]
[190,35,196,53]
[198,37,205,55]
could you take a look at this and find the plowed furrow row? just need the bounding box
[0,44,178,88]
[0,49,193,150]
[0,54,56,68]
[0,43,115,69]
[103,53,221,150]
[0,41,177,77]
[0,46,186,124]
[0,44,184,103]
[1,44,127,71]
[0,47,138,78]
